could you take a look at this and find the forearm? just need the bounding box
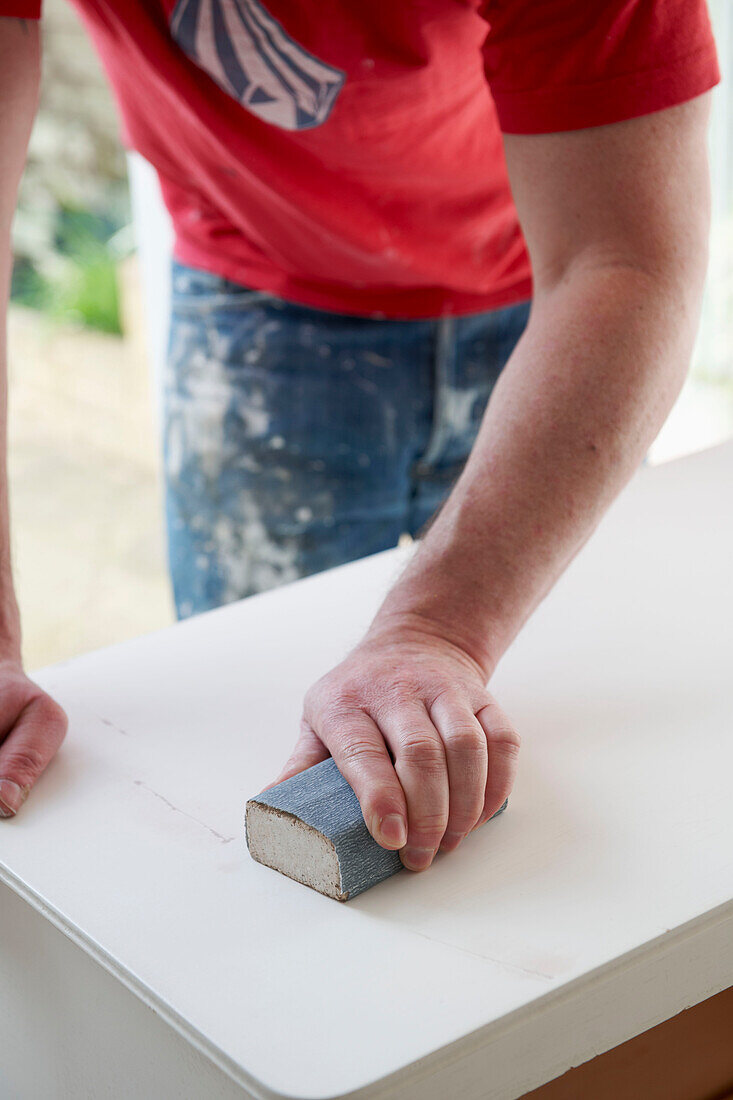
[0,304,21,661]
[372,263,705,676]
[0,17,41,659]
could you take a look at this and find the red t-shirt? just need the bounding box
[4,0,720,318]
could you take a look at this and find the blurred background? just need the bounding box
[7,0,733,671]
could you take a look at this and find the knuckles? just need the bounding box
[447,799,486,836]
[3,745,46,785]
[491,726,522,754]
[407,809,450,846]
[336,738,384,769]
[37,695,69,734]
[397,733,446,769]
[443,724,486,756]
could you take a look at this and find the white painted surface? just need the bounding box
[1,443,732,1099]
[0,884,248,1099]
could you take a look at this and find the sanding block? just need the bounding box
[245,757,509,901]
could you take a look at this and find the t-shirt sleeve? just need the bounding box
[0,0,41,16]
[480,0,721,134]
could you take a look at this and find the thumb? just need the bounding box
[0,694,68,817]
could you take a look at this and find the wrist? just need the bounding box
[0,637,21,667]
[368,540,511,680]
[371,470,532,677]
[364,604,498,682]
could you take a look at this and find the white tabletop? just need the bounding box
[2,442,733,1100]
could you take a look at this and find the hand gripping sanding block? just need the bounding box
[245,757,509,902]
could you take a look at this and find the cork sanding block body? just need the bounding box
[245,757,508,901]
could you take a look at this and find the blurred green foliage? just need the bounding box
[10,204,124,335]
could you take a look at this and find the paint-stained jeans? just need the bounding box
[164,261,531,619]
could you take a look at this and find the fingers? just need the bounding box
[285,670,520,872]
[377,703,449,871]
[475,699,521,827]
[316,709,409,851]
[0,694,68,818]
[301,694,517,868]
[428,692,488,853]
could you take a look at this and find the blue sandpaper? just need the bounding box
[245,756,508,901]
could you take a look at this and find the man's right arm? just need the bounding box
[0,16,68,819]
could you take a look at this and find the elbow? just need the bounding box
[534,175,712,317]
[534,224,710,342]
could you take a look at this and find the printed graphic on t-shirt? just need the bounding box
[170,0,345,130]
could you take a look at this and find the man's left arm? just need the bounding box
[378,92,712,671]
[268,94,712,871]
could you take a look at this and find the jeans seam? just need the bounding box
[413,316,455,472]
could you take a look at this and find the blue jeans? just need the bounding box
[164,261,531,619]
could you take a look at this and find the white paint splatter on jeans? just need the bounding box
[164,260,530,618]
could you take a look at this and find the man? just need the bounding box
[0,3,719,875]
